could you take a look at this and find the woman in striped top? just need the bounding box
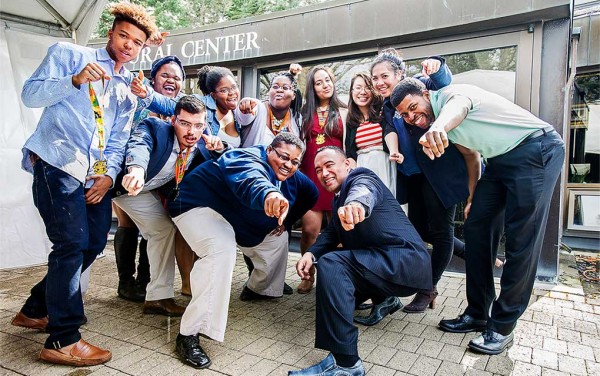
[345,72,397,195]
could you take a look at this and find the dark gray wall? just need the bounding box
[538,18,571,281]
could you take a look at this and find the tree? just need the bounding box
[93,0,330,38]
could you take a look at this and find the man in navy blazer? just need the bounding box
[289,146,432,376]
[113,95,225,317]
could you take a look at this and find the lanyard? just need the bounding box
[89,79,108,174]
[170,147,190,201]
[174,147,191,185]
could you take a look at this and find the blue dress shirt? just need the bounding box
[21,42,137,185]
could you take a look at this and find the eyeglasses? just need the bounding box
[216,84,238,95]
[352,86,369,93]
[271,84,293,92]
[271,147,301,167]
[175,117,205,131]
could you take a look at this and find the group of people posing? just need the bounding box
[10,2,565,375]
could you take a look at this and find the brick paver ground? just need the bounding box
[1,243,599,375]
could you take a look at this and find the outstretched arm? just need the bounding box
[419,96,472,159]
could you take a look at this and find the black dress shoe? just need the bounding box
[176,334,211,369]
[438,313,487,333]
[239,286,278,301]
[354,296,402,326]
[468,329,514,355]
[283,282,293,295]
[118,280,145,302]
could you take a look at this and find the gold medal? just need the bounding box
[315,133,325,145]
[92,160,108,174]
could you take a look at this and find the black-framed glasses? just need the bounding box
[271,147,301,167]
[175,117,205,132]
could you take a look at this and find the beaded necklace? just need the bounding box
[268,105,291,135]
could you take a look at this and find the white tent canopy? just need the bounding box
[0,0,108,269]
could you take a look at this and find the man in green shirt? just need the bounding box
[391,78,565,355]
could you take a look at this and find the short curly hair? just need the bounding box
[110,2,159,40]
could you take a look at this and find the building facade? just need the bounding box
[90,0,578,281]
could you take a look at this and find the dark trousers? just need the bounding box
[463,132,564,335]
[406,174,456,286]
[21,159,112,349]
[315,251,417,356]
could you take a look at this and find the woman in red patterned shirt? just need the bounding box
[297,66,347,294]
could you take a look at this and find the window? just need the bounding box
[258,56,374,103]
[568,72,600,184]
[405,46,518,102]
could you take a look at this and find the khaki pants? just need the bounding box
[173,207,288,341]
[113,191,176,301]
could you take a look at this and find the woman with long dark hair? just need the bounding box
[297,66,347,294]
[356,48,466,321]
[345,72,397,195]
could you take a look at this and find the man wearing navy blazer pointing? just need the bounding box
[289,146,432,376]
[113,95,226,317]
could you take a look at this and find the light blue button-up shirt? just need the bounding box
[21,42,137,185]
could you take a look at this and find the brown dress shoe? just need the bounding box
[11,312,48,331]
[143,298,186,316]
[39,339,111,366]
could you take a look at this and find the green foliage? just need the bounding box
[93,0,329,39]
[576,73,600,104]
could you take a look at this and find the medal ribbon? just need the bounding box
[88,79,106,162]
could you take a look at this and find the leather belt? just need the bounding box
[521,126,555,145]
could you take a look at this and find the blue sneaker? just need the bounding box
[288,353,365,375]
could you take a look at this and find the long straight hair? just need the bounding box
[346,72,383,130]
[300,66,346,141]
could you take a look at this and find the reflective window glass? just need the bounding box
[569,72,600,183]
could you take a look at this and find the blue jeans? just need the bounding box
[21,159,112,349]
